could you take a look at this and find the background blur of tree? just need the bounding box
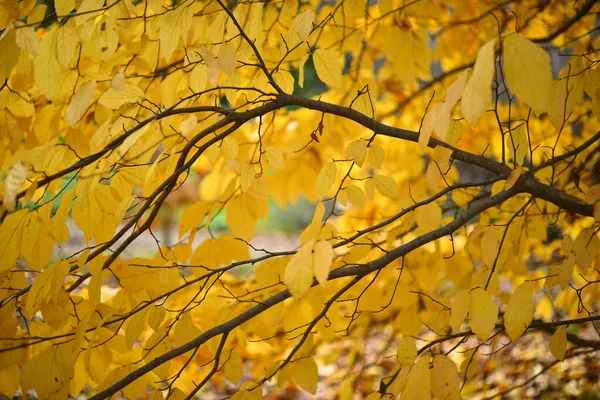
[1,0,600,399]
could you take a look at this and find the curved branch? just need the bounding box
[87,181,519,400]
[1,100,289,305]
[280,94,594,217]
[0,104,226,211]
[280,94,510,175]
[520,175,594,217]
[536,0,599,43]
[533,130,600,172]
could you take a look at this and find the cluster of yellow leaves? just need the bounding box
[284,238,333,298]
[0,0,599,398]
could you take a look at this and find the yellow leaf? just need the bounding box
[550,60,584,128]
[549,326,567,361]
[55,0,74,16]
[218,43,237,76]
[2,161,28,212]
[148,305,166,331]
[504,281,534,342]
[445,120,465,146]
[57,23,78,67]
[315,161,337,198]
[0,26,20,79]
[416,202,442,232]
[289,9,314,45]
[98,364,153,400]
[98,85,145,109]
[313,49,342,87]
[298,54,309,88]
[15,25,39,55]
[503,33,552,115]
[284,239,315,299]
[274,70,295,94]
[548,80,569,130]
[545,256,575,290]
[367,145,385,169]
[480,226,500,267]
[72,184,122,244]
[84,347,112,385]
[294,357,319,394]
[74,0,103,25]
[216,234,250,265]
[460,356,478,379]
[66,80,96,126]
[118,128,147,158]
[491,180,505,197]
[26,260,69,316]
[299,202,325,244]
[372,174,399,198]
[402,356,431,400]
[451,290,470,332]
[468,288,498,341]
[241,165,255,191]
[21,344,74,399]
[178,115,198,137]
[221,136,239,160]
[432,102,451,140]
[174,311,202,347]
[264,146,285,170]
[445,68,470,109]
[191,238,220,269]
[0,210,28,272]
[28,4,48,25]
[87,272,102,307]
[351,92,374,118]
[0,365,19,398]
[208,10,227,43]
[462,39,496,126]
[148,390,164,400]
[426,163,441,191]
[90,15,118,61]
[504,166,522,191]
[345,139,368,167]
[201,47,220,86]
[224,349,244,385]
[125,308,150,349]
[506,125,528,166]
[160,4,192,61]
[230,381,263,400]
[346,184,365,208]
[313,240,333,286]
[111,71,125,90]
[225,68,241,104]
[396,337,417,366]
[34,26,61,99]
[225,192,267,241]
[190,63,207,93]
[5,91,34,118]
[431,355,461,400]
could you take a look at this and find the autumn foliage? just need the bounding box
[1,0,600,398]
